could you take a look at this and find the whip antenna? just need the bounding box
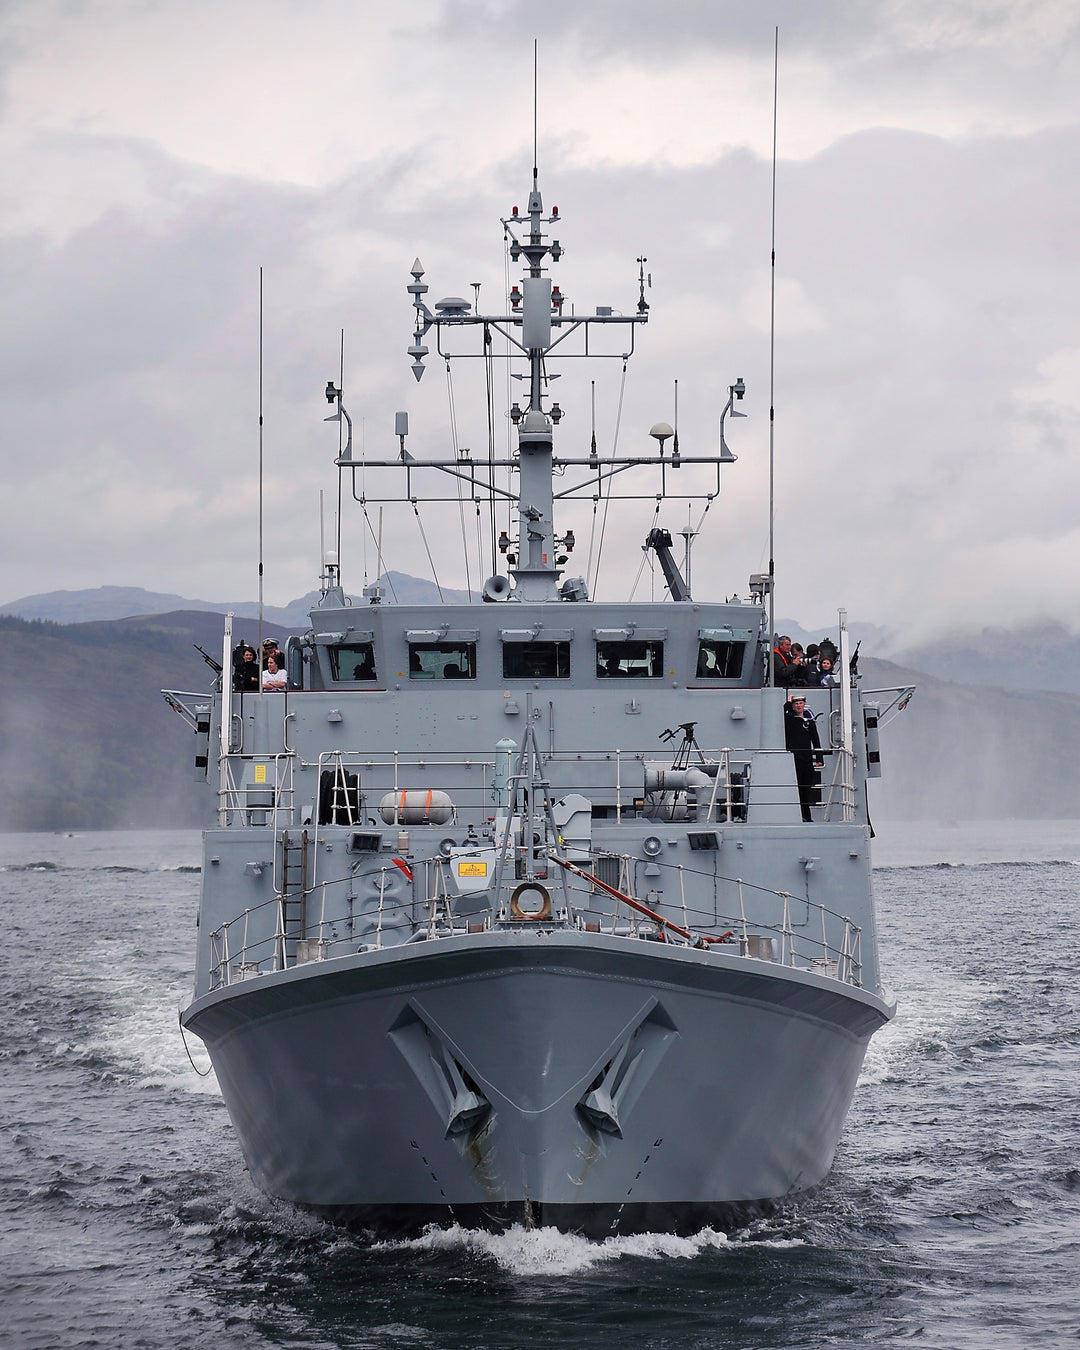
[337,330,345,570]
[258,266,265,683]
[533,39,539,184]
[768,28,778,686]
[319,490,325,583]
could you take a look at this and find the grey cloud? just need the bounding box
[435,0,1080,63]
[1,22,1078,643]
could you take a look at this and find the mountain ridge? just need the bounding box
[0,574,475,630]
[5,584,1078,694]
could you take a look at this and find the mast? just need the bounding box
[401,170,651,603]
[347,170,751,604]
[510,174,558,600]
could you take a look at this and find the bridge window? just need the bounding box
[329,643,377,682]
[408,642,477,680]
[596,640,664,678]
[695,639,746,679]
[502,641,570,679]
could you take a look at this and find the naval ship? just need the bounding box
[169,164,912,1237]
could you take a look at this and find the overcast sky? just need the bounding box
[1,0,1078,642]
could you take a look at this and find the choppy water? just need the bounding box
[1,823,1078,1349]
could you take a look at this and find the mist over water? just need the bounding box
[2,825,1079,1349]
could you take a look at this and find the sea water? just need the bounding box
[1,823,1078,1349]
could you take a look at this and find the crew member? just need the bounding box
[784,693,824,822]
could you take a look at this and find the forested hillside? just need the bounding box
[0,613,284,831]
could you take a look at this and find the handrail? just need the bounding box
[216,751,297,827]
[204,847,863,991]
[207,742,858,828]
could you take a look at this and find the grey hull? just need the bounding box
[184,932,891,1235]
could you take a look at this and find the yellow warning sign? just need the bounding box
[254,764,267,784]
[457,861,487,878]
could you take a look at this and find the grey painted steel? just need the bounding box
[185,932,891,1230]
[177,162,904,1236]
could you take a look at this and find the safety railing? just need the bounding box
[561,860,863,986]
[207,742,860,833]
[217,752,297,827]
[204,846,864,991]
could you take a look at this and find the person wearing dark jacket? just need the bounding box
[772,634,794,686]
[784,693,824,821]
[232,644,260,692]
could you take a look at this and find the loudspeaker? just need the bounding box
[482,574,512,602]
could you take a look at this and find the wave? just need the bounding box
[876,858,1080,873]
[1,861,201,875]
[45,937,217,1096]
[858,963,999,1087]
[376,1219,807,1276]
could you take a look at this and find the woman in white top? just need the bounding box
[262,654,287,691]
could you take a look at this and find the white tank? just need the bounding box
[378,789,455,825]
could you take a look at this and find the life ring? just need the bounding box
[509,881,552,921]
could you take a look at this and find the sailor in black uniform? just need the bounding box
[784,693,824,822]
